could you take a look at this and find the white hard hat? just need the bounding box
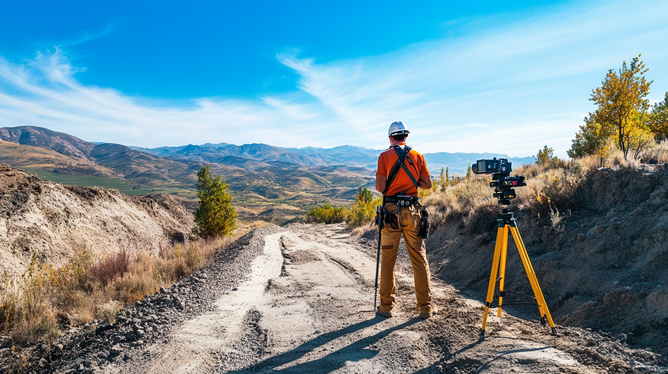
[388,121,410,137]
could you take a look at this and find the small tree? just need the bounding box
[443,167,450,191]
[356,186,373,204]
[649,92,668,141]
[626,111,654,158]
[439,167,446,192]
[345,187,381,228]
[536,145,558,166]
[568,115,612,165]
[589,54,652,158]
[194,165,236,237]
[466,164,472,181]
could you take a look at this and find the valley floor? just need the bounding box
[30,224,666,373]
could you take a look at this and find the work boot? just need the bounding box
[419,308,437,319]
[376,307,392,318]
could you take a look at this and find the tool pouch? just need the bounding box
[387,212,399,229]
[375,206,386,229]
[418,205,430,239]
[376,206,399,230]
[373,205,385,230]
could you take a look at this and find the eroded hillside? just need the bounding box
[426,164,668,356]
[0,165,194,274]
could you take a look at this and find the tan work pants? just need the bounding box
[379,202,433,313]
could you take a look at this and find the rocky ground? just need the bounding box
[426,165,668,357]
[11,223,666,373]
[0,165,193,274]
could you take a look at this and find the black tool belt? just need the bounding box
[384,194,419,206]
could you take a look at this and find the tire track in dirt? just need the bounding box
[140,232,287,373]
[68,223,666,373]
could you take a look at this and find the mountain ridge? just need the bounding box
[138,141,535,174]
[0,125,534,223]
[1,126,535,175]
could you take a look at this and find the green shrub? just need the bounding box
[307,203,347,224]
[346,187,382,229]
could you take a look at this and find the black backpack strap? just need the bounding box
[383,146,419,195]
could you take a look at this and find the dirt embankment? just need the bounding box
[0,165,194,274]
[427,164,668,355]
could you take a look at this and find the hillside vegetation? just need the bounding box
[421,148,668,356]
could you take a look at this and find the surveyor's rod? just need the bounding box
[374,205,382,312]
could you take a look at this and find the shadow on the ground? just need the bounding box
[229,316,421,373]
[473,346,551,373]
[412,336,484,374]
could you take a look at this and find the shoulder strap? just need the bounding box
[383,146,419,195]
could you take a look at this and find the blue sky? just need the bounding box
[0,0,667,157]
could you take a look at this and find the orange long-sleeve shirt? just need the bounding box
[376,146,430,196]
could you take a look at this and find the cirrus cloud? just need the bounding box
[1,0,667,157]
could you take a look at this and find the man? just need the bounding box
[375,120,435,319]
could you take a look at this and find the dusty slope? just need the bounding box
[0,165,194,274]
[0,126,95,158]
[26,224,666,374]
[427,164,668,356]
[0,140,116,177]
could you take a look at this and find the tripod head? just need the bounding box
[472,158,526,205]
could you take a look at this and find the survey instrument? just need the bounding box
[473,158,556,336]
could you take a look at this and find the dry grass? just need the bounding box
[639,139,668,163]
[423,176,496,232]
[422,146,661,235]
[0,235,236,348]
[350,222,375,237]
[424,157,589,231]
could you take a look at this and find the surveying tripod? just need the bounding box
[480,208,556,336]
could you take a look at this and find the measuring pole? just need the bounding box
[373,205,383,312]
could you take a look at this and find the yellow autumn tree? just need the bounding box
[589,54,653,158]
[568,115,613,165]
[623,111,654,158]
[649,92,668,141]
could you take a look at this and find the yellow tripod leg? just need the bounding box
[497,225,509,317]
[509,226,556,332]
[481,226,506,335]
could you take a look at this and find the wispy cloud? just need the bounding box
[0,50,340,147]
[277,1,668,156]
[1,0,667,156]
[59,23,116,47]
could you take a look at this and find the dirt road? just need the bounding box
[41,224,666,373]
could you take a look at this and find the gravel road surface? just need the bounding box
[36,224,667,373]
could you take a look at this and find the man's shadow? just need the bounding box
[411,335,484,373]
[228,315,421,373]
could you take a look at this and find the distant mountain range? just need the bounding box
[134,142,534,175]
[0,125,534,221]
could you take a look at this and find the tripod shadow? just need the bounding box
[228,316,421,373]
